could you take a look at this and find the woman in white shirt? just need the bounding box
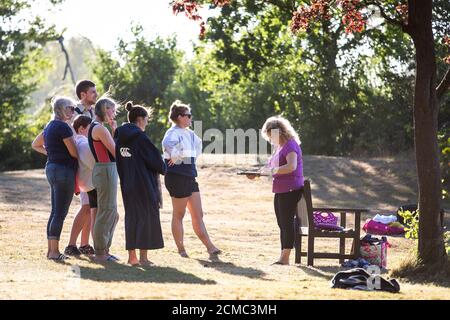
[162,100,221,258]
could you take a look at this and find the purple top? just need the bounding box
[269,139,304,194]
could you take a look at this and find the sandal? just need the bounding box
[107,254,120,262]
[79,245,95,255]
[48,254,70,261]
[64,245,81,256]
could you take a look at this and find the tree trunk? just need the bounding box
[409,0,446,265]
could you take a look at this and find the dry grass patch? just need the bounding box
[0,154,449,299]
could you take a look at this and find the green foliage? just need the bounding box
[30,36,97,112]
[0,0,63,171]
[398,210,419,240]
[439,127,450,200]
[186,1,417,156]
[93,26,182,146]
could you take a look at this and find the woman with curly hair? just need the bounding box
[247,116,304,265]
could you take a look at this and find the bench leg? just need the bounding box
[294,216,301,264]
[339,238,345,264]
[294,235,301,264]
[353,237,361,259]
[307,236,314,267]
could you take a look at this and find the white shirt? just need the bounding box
[162,125,202,163]
[74,135,95,192]
[70,103,94,123]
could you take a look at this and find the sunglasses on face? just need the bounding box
[66,106,75,112]
[181,113,192,119]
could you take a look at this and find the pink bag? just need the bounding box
[363,219,405,235]
[360,236,390,268]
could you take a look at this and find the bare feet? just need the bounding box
[139,260,155,267]
[272,260,289,265]
[128,259,140,266]
[208,248,222,255]
[178,250,189,258]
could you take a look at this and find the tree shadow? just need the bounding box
[303,156,421,210]
[195,256,268,280]
[0,171,50,205]
[77,262,216,284]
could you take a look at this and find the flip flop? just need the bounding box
[107,255,120,262]
[48,254,70,261]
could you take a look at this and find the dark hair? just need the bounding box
[73,115,92,133]
[169,100,191,123]
[125,101,151,123]
[75,80,96,99]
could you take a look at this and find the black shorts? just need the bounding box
[87,189,98,209]
[164,173,199,198]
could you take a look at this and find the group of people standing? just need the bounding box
[32,79,305,266]
[32,80,220,266]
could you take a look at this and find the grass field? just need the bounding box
[0,154,449,300]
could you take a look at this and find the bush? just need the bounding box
[398,209,419,239]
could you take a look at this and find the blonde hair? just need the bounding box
[51,96,76,121]
[169,100,191,124]
[95,95,117,122]
[262,115,301,145]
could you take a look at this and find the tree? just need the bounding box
[93,26,182,146]
[0,0,64,170]
[202,1,419,155]
[172,0,449,266]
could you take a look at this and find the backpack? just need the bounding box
[331,268,400,293]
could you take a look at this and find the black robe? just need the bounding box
[114,123,166,250]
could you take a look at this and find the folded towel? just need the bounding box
[373,214,397,225]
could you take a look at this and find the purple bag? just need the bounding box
[313,211,342,230]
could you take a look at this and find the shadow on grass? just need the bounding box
[297,265,342,280]
[78,262,216,284]
[390,257,450,288]
[196,257,268,280]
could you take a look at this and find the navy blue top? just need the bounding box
[164,158,197,177]
[43,120,77,169]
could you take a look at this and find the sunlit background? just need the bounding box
[31,0,207,54]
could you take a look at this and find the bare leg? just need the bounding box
[68,205,90,246]
[275,249,291,265]
[80,209,91,247]
[139,250,154,266]
[90,208,97,240]
[48,240,61,259]
[47,240,51,258]
[187,192,220,254]
[128,250,139,266]
[171,197,189,257]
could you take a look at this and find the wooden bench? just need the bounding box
[294,180,369,266]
